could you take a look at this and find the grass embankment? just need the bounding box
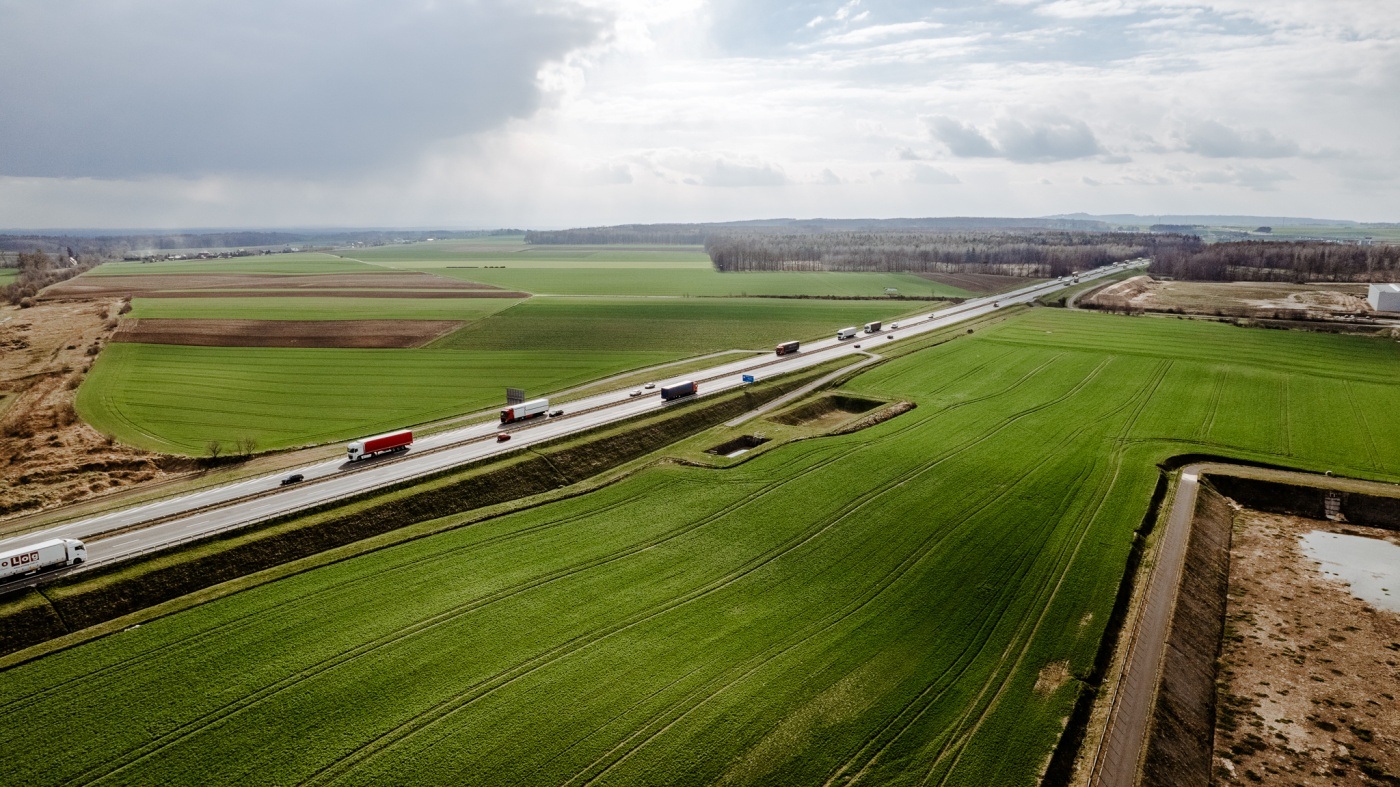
[7,309,1400,785]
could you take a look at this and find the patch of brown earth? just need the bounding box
[112,318,464,349]
[1086,278,1372,318]
[915,271,1031,294]
[1034,660,1071,696]
[0,299,174,518]
[42,271,504,299]
[1213,509,1400,785]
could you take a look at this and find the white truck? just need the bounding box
[863,321,882,334]
[837,326,860,340]
[1,538,87,581]
[500,398,550,424]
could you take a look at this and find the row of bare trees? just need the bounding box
[2,250,94,306]
[1148,241,1400,282]
[703,231,1199,278]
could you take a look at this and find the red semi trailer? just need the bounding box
[346,429,413,461]
[775,340,800,356]
[500,398,550,424]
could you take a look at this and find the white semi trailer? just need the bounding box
[1,538,86,581]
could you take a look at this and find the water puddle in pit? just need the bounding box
[1299,530,1400,613]
[725,449,750,458]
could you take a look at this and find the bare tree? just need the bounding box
[236,436,257,457]
[206,440,223,460]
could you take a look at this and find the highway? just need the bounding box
[0,261,1143,586]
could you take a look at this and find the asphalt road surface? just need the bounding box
[0,262,1143,589]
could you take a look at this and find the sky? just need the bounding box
[1,0,1396,229]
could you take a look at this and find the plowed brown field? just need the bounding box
[112,319,464,348]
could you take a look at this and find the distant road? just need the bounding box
[0,262,1143,590]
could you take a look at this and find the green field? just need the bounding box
[15,310,1400,784]
[0,268,17,286]
[431,297,919,354]
[76,345,673,454]
[83,298,918,453]
[127,296,523,322]
[339,243,973,297]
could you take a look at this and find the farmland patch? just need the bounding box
[112,319,463,349]
[9,308,1400,785]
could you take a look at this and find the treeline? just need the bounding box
[705,231,1198,278]
[524,216,1111,245]
[2,251,94,306]
[1148,241,1400,282]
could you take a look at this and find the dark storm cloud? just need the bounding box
[0,0,608,178]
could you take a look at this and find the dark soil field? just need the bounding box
[112,319,464,349]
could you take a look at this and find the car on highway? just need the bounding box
[853,344,861,349]
[280,473,305,486]
[889,323,899,329]
[643,382,656,389]
[496,432,511,442]
[549,409,564,417]
[629,389,642,397]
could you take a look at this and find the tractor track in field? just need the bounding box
[564,392,1114,785]
[0,493,648,711]
[305,356,1117,784]
[819,357,1132,785]
[1197,368,1228,442]
[1279,374,1293,456]
[926,359,1171,786]
[1344,380,1384,470]
[61,465,830,786]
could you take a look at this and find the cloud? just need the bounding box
[0,0,608,178]
[1186,165,1295,190]
[925,114,1103,162]
[906,164,961,185]
[704,160,789,187]
[925,117,999,158]
[1177,121,1301,158]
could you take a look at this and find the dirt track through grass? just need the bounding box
[8,310,1400,785]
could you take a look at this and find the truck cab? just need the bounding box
[63,538,86,566]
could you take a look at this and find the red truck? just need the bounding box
[500,398,549,424]
[346,429,413,461]
[775,340,800,356]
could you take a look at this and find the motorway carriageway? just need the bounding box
[0,262,1142,581]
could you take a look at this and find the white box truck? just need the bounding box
[1,538,86,581]
[500,398,550,424]
[837,326,860,340]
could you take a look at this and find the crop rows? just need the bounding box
[9,309,1400,785]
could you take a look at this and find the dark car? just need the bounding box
[280,473,305,486]
[549,409,564,417]
[496,432,511,442]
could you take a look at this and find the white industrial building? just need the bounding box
[1369,283,1400,313]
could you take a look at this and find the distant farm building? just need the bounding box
[1368,283,1400,312]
